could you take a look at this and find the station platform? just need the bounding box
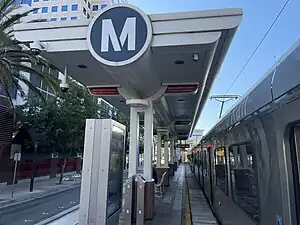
[185,165,218,225]
[46,164,217,225]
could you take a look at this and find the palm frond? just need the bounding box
[28,18,47,23]
[0,65,14,107]
[0,0,60,106]
[0,57,12,70]
[0,28,12,46]
[11,62,59,93]
[1,8,35,30]
[1,49,60,70]
[0,60,13,87]
[0,0,15,13]
[2,49,60,93]
[2,84,14,107]
[0,74,16,121]
[1,50,38,63]
[0,49,26,57]
[0,3,19,20]
[0,33,27,47]
[11,76,25,97]
[13,72,46,102]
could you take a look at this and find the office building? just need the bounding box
[18,0,115,21]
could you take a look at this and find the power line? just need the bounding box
[225,0,291,94]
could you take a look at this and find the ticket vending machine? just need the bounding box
[79,119,126,225]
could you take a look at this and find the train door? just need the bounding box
[290,125,300,224]
[214,147,228,194]
[196,151,201,183]
[213,146,231,223]
[203,146,213,204]
[208,146,214,204]
[199,149,204,188]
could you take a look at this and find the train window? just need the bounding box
[229,144,260,222]
[214,147,228,194]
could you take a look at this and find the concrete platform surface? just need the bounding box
[40,164,218,225]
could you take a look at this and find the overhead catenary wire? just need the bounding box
[225,0,291,94]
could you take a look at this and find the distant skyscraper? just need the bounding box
[18,0,113,22]
[111,0,128,3]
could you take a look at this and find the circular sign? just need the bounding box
[87,4,152,67]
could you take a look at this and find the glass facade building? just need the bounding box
[18,0,114,22]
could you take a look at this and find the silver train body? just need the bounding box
[190,39,300,225]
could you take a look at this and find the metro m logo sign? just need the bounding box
[87,5,152,66]
[101,18,137,52]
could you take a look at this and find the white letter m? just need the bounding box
[101,17,136,52]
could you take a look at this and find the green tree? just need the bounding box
[54,82,100,183]
[16,80,100,183]
[16,80,132,183]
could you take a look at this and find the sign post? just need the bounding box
[11,152,21,198]
[10,144,21,160]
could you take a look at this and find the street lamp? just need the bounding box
[210,95,240,119]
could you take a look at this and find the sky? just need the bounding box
[128,0,300,134]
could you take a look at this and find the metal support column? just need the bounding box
[168,137,175,176]
[170,138,174,164]
[143,101,153,181]
[157,133,162,167]
[174,138,178,171]
[164,137,169,167]
[173,139,178,163]
[129,107,140,177]
[153,138,156,162]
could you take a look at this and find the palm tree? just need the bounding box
[0,0,59,108]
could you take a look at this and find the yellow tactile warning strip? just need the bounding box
[185,182,192,225]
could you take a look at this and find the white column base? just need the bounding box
[143,101,153,181]
[128,107,139,177]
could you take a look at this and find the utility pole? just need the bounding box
[210,95,240,119]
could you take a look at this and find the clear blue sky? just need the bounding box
[128,0,300,134]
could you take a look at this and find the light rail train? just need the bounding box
[189,39,300,225]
